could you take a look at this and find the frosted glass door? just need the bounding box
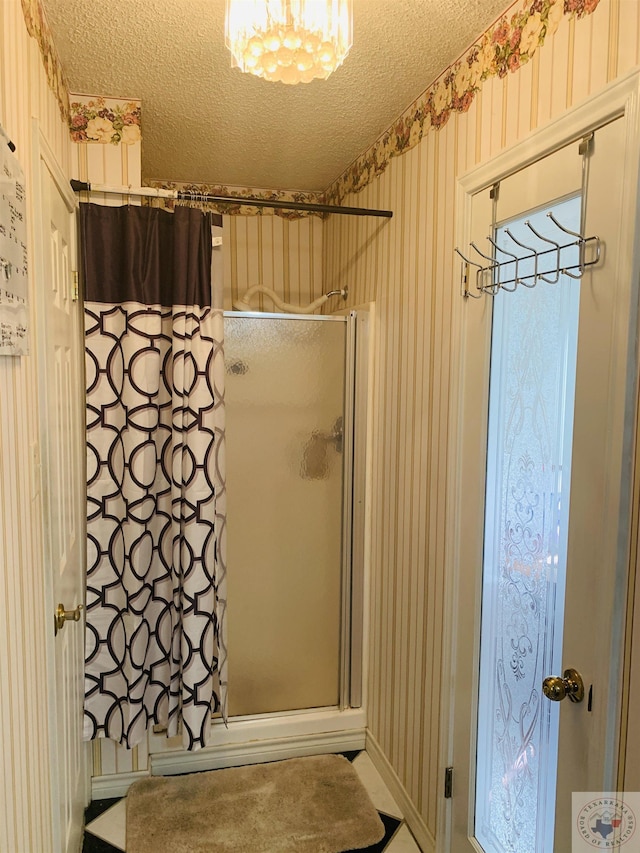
[474,197,581,853]
[224,315,346,716]
[452,115,636,852]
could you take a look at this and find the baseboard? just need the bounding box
[91,770,149,799]
[151,727,367,776]
[365,732,436,853]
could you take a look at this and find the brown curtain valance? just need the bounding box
[79,203,220,307]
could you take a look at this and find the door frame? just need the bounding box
[31,120,90,851]
[439,69,640,853]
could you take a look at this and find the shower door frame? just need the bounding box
[222,309,366,715]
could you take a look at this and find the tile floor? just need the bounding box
[82,750,422,852]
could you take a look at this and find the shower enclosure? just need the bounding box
[224,312,363,718]
[145,309,369,775]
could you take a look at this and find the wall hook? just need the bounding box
[524,220,561,284]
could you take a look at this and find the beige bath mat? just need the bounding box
[126,753,385,853]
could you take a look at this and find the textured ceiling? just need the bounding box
[42,0,509,192]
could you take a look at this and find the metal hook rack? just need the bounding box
[455,212,602,298]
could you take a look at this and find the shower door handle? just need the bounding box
[55,602,83,636]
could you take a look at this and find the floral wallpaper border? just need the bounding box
[20,0,70,120]
[148,181,326,220]
[23,0,601,215]
[69,95,141,146]
[323,0,600,207]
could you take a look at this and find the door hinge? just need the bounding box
[72,270,79,302]
[444,766,453,799]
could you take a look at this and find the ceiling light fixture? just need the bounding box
[225,0,352,85]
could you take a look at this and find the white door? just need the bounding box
[450,107,639,852]
[34,130,87,853]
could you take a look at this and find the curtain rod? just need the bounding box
[70,180,393,219]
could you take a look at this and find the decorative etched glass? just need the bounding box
[474,197,581,853]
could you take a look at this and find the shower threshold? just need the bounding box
[149,706,367,777]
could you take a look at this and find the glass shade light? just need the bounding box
[225,0,353,85]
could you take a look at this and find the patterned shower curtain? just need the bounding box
[81,203,227,751]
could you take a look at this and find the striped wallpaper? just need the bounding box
[0,3,72,852]
[221,212,323,311]
[324,0,640,843]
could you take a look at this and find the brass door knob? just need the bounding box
[55,603,83,635]
[542,667,585,703]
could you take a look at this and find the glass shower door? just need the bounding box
[224,314,347,717]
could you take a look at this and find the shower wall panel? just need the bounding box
[224,315,346,716]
